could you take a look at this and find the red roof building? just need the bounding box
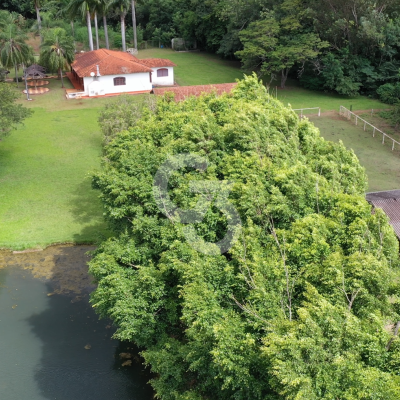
[366,190,400,239]
[67,49,176,98]
[153,83,237,102]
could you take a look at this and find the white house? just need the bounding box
[67,49,176,98]
[138,59,175,86]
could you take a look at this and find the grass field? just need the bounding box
[309,114,400,192]
[0,104,111,250]
[0,49,396,249]
[137,48,244,86]
[273,79,388,113]
[0,77,125,250]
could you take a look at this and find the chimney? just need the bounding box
[96,65,101,77]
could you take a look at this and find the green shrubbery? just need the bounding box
[377,82,400,104]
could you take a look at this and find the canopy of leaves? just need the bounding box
[0,82,33,138]
[0,11,33,70]
[90,75,400,399]
[39,27,74,73]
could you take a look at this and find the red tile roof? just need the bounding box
[366,190,400,239]
[153,83,237,101]
[138,58,176,68]
[72,49,176,77]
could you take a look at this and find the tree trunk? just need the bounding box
[103,15,109,49]
[281,69,289,89]
[23,63,29,100]
[121,14,126,51]
[94,12,99,50]
[35,3,42,43]
[60,68,64,88]
[131,0,137,49]
[71,21,76,51]
[86,10,94,51]
[15,64,18,88]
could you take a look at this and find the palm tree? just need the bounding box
[97,0,110,49]
[47,0,77,49]
[0,23,33,87]
[40,28,75,87]
[94,9,100,49]
[131,0,137,49]
[34,0,43,42]
[67,0,95,51]
[112,0,130,51]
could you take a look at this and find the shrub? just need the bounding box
[113,33,122,49]
[376,82,400,104]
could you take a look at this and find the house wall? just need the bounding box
[151,67,174,86]
[83,72,152,96]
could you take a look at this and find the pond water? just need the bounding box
[0,245,153,400]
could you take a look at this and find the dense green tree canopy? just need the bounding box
[89,75,400,399]
[0,82,33,138]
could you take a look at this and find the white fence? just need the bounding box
[293,107,321,118]
[339,106,400,151]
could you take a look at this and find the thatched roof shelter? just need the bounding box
[23,64,46,80]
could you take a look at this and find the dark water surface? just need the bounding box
[0,245,153,400]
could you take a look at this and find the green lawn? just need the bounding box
[271,79,388,113]
[137,48,244,86]
[309,114,400,192]
[0,78,122,250]
[0,50,395,250]
[0,105,111,250]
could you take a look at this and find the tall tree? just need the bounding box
[39,28,74,87]
[112,0,130,51]
[131,0,137,49]
[0,21,33,87]
[94,9,99,49]
[98,0,111,49]
[34,0,43,42]
[67,0,94,51]
[89,74,400,400]
[236,8,328,88]
[0,82,33,139]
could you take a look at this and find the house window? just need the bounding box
[157,68,168,77]
[114,77,126,86]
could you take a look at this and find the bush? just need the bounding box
[113,33,122,49]
[74,26,89,46]
[376,82,400,104]
[0,68,9,82]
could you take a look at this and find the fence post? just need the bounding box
[383,134,385,144]
[318,108,321,117]
[373,127,375,137]
[355,116,358,125]
[392,140,395,151]
[364,121,366,131]
[300,109,303,119]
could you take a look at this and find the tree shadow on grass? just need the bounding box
[16,245,154,400]
[68,178,112,245]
